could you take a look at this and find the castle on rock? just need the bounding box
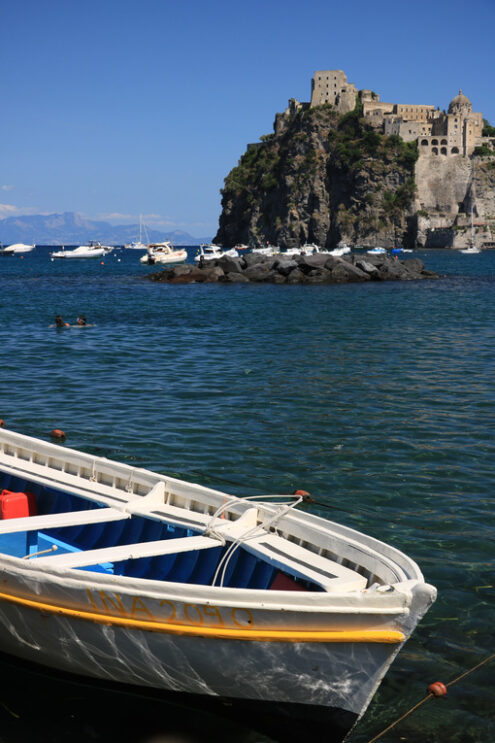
[276,70,489,158]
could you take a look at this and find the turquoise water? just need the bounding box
[0,247,494,742]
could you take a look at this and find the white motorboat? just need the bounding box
[51,242,112,259]
[194,244,239,262]
[329,243,351,256]
[367,247,387,255]
[0,428,436,743]
[251,244,280,257]
[140,242,188,265]
[301,243,323,254]
[0,242,36,255]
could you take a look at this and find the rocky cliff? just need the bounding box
[215,105,495,249]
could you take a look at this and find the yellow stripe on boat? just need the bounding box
[0,590,404,643]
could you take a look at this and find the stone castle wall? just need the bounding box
[276,70,490,159]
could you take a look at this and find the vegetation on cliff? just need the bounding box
[216,103,419,249]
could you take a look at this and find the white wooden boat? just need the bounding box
[0,429,436,742]
[367,247,387,255]
[140,242,188,265]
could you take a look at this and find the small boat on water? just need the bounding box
[367,247,387,255]
[125,215,149,250]
[0,428,436,743]
[0,243,36,255]
[194,244,239,262]
[251,244,280,257]
[51,242,113,259]
[140,242,188,265]
[461,209,481,254]
[329,244,351,257]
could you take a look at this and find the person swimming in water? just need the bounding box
[76,315,87,326]
[51,315,70,328]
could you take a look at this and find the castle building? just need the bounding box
[310,70,358,113]
[275,71,487,159]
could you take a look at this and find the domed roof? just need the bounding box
[448,90,472,112]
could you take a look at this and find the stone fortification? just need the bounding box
[277,71,491,159]
[216,71,495,250]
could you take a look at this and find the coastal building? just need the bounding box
[275,71,489,159]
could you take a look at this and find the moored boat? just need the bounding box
[51,242,112,259]
[0,243,36,255]
[251,244,280,257]
[0,428,436,743]
[140,242,188,265]
[194,244,239,262]
[367,247,387,255]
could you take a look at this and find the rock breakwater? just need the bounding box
[145,253,440,285]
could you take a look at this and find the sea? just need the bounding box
[0,246,493,743]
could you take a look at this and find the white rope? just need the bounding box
[209,495,303,587]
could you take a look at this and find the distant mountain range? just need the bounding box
[0,212,212,246]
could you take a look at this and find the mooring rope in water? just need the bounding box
[365,652,495,743]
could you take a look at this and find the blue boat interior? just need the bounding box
[0,475,321,591]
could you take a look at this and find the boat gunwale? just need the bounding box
[0,429,426,598]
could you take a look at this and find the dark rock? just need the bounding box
[401,257,425,274]
[243,253,270,268]
[287,268,306,283]
[218,271,250,283]
[331,261,370,283]
[355,259,379,275]
[243,264,272,281]
[274,258,299,276]
[217,255,243,274]
[304,268,333,283]
[296,253,331,269]
[144,250,439,285]
[376,261,407,281]
[197,266,225,282]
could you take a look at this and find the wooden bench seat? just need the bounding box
[0,508,130,534]
[33,535,221,568]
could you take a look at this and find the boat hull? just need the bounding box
[0,648,358,743]
[0,561,404,740]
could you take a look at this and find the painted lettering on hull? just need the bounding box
[86,589,254,628]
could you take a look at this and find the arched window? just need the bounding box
[431,139,438,146]
[441,139,448,145]
[432,147,439,155]
[441,147,447,155]
[421,139,429,146]
[451,147,460,154]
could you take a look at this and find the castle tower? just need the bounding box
[310,70,357,113]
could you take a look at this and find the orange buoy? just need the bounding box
[428,682,447,697]
[293,489,314,503]
[0,419,5,428]
[50,429,66,440]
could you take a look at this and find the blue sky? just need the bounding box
[1,0,494,237]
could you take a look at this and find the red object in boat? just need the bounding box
[0,490,37,519]
[270,571,307,591]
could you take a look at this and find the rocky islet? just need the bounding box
[145,252,440,285]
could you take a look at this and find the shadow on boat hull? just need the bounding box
[0,650,358,743]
